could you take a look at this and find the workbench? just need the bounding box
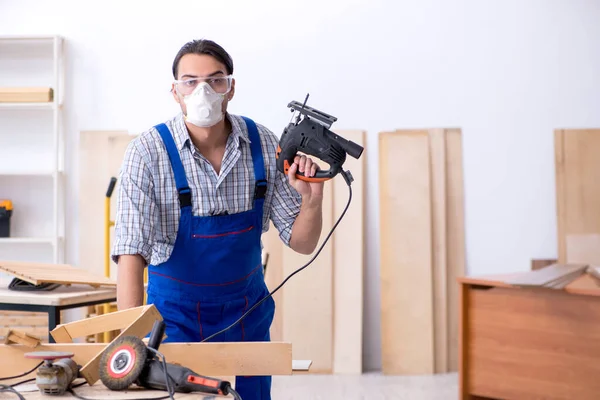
[0,380,233,399]
[0,284,116,343]
[458,272,600,400]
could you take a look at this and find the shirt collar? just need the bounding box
[173,112,251,151]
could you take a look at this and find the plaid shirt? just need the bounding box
[111,112,302,266]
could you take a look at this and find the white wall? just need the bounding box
[1,0,599,371]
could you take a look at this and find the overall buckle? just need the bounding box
[178,187,192,208]
[254,180,267,200]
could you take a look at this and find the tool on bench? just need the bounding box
[276,94,364,182]
[99,320,242,399]
[24,351,80,396]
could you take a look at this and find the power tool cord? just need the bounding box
[201,169,354,343]
[0,362,42,381]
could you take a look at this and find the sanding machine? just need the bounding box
[24,351,80,396]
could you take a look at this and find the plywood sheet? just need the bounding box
[0,260,116,287]
[78,130,135,278]
[566,234,600,265]
[379,130,434,375]
[281,182,334,373]
[332,130,365,374]
[262,220,284,342]
[445,128,465,372]
[555,129,600,263]
[429,129,448,373]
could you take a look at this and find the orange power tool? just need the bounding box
[275,95,364,182]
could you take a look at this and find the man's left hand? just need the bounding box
[287,154,325,202]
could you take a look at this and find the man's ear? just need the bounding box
[229,78,236,101]
[171,83,180,104]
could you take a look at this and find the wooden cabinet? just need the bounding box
[458,273,600,400]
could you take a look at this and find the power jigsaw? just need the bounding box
[276,94,364,182]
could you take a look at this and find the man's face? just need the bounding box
[172,53,235,117]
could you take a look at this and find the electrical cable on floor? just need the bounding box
[201,169,354,344]
[0,384,26,400]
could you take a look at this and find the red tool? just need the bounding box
[98,320,242,399]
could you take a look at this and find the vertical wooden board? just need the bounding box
[281,182,334,373]
[555,129,600,264]
[445,128,465,372]
[428,129,448,373]
[78,131,133,277]
[379,130,434,375]
[555,130,566,263]
[332,129,365,374]
[566,234,600,264]
[262,221,284,342]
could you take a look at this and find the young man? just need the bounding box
[111,39,324,399]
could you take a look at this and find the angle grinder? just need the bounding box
[24,351,80,396]
[98,320,240,398]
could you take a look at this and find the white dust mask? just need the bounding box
[183,82,226,127]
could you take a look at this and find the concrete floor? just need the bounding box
[271,372,459,399]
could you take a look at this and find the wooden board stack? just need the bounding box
[379,128,465,375]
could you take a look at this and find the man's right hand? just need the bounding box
[116,254,146,310]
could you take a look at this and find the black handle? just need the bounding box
[106,177,117,198]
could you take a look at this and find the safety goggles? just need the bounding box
[173,75,233,96]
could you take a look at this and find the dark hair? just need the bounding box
[172,39,234,79]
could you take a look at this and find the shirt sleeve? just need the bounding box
[111,139,157,265]
[260,126,302,247]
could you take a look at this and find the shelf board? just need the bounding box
[0,170,56,177]
[0,237,55,245]
[0,35,61,41]
[0,102,55,110]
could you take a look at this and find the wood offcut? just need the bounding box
[0,260,116,287]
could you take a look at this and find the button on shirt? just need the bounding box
[111,112,302,266]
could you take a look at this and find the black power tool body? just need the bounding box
[276,95,364,182]
[99,320,238,398]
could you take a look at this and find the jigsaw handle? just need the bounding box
[276,144,339,182]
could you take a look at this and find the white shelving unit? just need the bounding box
[0,35,65,267]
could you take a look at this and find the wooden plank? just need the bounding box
[504,264,588,287]
[379,130,434,374]
[51,305,147,341]
[79,130,134,279]
[0,87,53,102]
[0,284,115,307]
[566,234,600,265]
[555,129,600,263]
[332,129,365,374]
[429,128,448,373]
[79,304,162,384]
[531,259,558,270]
[445,128,465,372]
[0,341,293,384]
[262,221,284,342]
[281,182,334,373]
[0,260,116,287]
[2,329,41,347]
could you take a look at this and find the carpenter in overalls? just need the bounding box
[112,39,324,400]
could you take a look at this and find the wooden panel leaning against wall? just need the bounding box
[379,128,465,375]
[79,129,367,374]
[554,129,600,264]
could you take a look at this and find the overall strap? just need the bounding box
[154,123,192,209]
[241,116,267,211]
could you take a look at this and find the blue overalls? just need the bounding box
[146,117,275,400]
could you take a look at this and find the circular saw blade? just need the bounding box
[99,335,147,390]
